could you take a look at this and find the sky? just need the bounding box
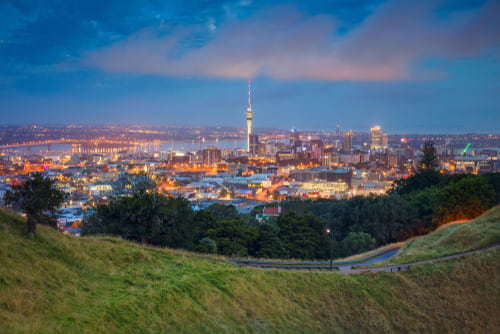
[0,0,499,134]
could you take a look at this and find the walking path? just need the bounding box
[341,244,500,274]
[230,244,499,274]
[228,245,402,270]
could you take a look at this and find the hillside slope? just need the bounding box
[393,205,500,263]
[0,208,499,333]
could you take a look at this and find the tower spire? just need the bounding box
[245,80,254,153]
[248,80,251,108]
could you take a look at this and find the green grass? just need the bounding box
[0,208,499,333]
[392,205,500,263]
[337,242,402,262]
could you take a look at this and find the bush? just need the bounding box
[340,232,376,257]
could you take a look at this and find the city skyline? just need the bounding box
[0,0,499,133]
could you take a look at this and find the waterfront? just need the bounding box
[0,140,248,155]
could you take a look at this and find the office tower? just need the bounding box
[202,147,222,166]
[370,126,382,149]
[343,129,353,150]
[290,128,300,148]
[249,134,259,156]
[290,128,302,155]
[310,139,324,161]
[382,133,389,148]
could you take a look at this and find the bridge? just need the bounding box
[0,139,75,149]
[0,139,151,153]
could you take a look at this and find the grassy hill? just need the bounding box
[392,205,500,263]
[0,208,499,333]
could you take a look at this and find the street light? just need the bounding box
[326,228,334,271]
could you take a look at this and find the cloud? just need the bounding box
[338,0,500,70]
[83,0,500,81]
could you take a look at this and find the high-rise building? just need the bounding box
[370,126,382,149]
[343,129,353,150]
[310,139,324,161]
[336,124,342,136]
[382,133,389,149]
[202,147,221,166]
[290,128,302,156]
[249,134,259,156]
[290,128,300,147]
[245,80,253,152]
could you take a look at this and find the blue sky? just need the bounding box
[0,0,499,133]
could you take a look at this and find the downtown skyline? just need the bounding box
[0,0,499,134]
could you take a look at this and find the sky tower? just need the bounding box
[245,80,253,152]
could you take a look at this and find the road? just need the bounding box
[342,244,499,274]
[255,179,286,202]
[351,248,400,265]
[229,244,499,274]
[229,246,401,270]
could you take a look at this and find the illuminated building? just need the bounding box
[245,80,254,152]
[382,134,389,148]
[370,126,382,149]
[290,128,300,147]
[249,134,259,156]
[310,139,324,161]
[276,150,294,163]
[291,168,352,193]
[290,128,302,156]
[343,130,353,150]
[202,147,221,166]
[167,151,189,165]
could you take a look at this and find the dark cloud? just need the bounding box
[0,1,388,71]
[0,0,226,68]
[83,0,500,81]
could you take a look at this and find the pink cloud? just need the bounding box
[83,1,500,81]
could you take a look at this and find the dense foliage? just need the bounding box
[341,232,376,256]
[83,171,499,259]
[4,172,66,237]
[418,141,440,172]
[82,193,196,249]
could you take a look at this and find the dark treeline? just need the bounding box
[282,172,498,246]
[82,171,500,260]
[82,196,332,259]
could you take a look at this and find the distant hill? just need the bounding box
[0,208,498,333]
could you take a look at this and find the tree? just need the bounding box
[204,203,238,221]
[277,212,330,259]
[388,169,445,195]
[433,176,495,225]
[340,232,376,257]
[405,186,441,234]
[480,173,500,205]
[130,172,156,194]
[389,141,443,195]
[82,194,196,248]
[197,237,217,254]
[418,141,440,172]
[4,173,66,237]
[252,223,288,259]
